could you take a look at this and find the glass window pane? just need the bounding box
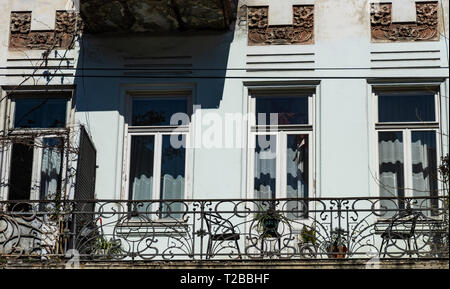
[254,135,277,205]
[40,138,64,211]
[378,131,405,216]
[160,134,186,218]
[14,98,67,128]
[129,136,155,214]
[286,134,308,218]
[256,96,308,125]
[8,141,34,211]
[378,92,435,122]
[411,131,438,213]
[40,138,63,200]
[132,98,188,126]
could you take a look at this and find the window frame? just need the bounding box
[247,89,316,221]
[8,92,73,131]
[123,90,192,221]
[0,89,73,203]
[372,86,443,215]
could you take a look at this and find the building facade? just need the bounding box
[0,0,449,266]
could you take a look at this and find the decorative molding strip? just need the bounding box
[247,5,314,46]
[9,11,81,50]
[246,52,315,71]
[370,2,439,42]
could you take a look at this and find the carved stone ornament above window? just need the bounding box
[247,5,314,46]
[370,2,439,42]
[9,11,82,50]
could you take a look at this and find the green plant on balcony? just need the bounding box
[299,225,317,245]
[296,225,319,258]
[92,235,121,257]
[254,204,292,238]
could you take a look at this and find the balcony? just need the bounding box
[79,0,237,34]
[0,197,448,268]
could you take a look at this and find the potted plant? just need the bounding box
[297,225,318,258]
[254,205,291,238]
[299,225,317,245]
[93,235,121,257]
[326,228,348,259]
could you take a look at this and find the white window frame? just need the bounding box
[372,86,443,210]
[0,90,73,202]
[246,89,316,221]
[123,91,192,220]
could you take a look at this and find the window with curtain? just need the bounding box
[375,89,440,216]
[127,94,190,219]
[251,91,313,218]
[39,137,64,211]
[4,93,69,211]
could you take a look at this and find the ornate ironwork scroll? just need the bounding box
[9,11,81,50]
[1,197,448,263]
[247,6,314,46]
[370,2,439,42]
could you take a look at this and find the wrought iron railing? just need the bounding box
[0,197,448,263]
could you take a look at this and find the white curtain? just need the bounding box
[378,132,405,216]
[286,140,307,218]
[411,131,438,214]
[129,136,155,214]
[161,175,185,218]
[132,175,153,201]
[254,139,276,200]
[40,138,62,200]
[159,135,186,218]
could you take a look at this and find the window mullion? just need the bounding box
[278,131,285,199]
[404,129,413,198]
[150,133,162,219]
[154,133,163,202]
[31,137,43,201]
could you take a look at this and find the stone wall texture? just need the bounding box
[79,0,236,33]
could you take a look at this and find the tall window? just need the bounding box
[2,92,71,211]
[374,89,440,215]
[126,92,190,219]
[249,91,314,218]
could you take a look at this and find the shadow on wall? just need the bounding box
[73,1,239,114]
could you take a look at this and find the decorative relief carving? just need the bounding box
[247,6,314,46]
[370,2,439,42]
[9,11,81,50]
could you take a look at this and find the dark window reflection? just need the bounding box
[256,96,308,125]
[132,98,188,126]
[8,142,34,211]
[378,92,435,122]
[129,135,155,200]
[160,135,186,218]
[14,98,67,128]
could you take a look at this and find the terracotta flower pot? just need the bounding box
[327,244,348,259]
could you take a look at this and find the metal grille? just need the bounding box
[72,126,97,248]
